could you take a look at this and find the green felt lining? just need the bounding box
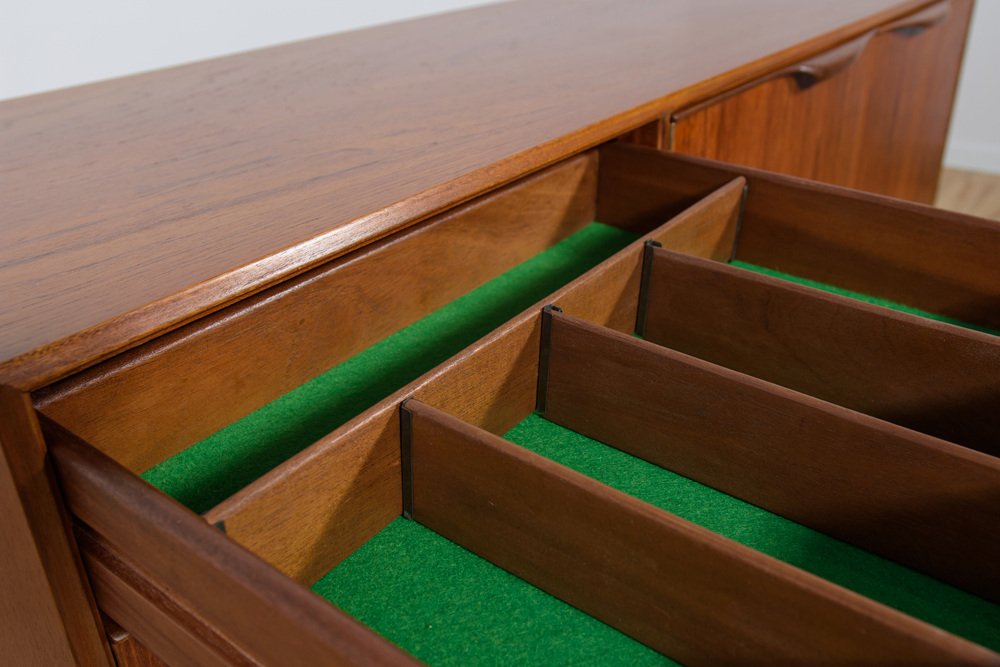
[730,260,1000,336]
[313,414,999,664]
[142,223,637,512]
[312,518,673,666]
[143,224,998,662]
[504,414,1000,652]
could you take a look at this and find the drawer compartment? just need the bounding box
[638,246,1000,455]
[43,143,1000,665]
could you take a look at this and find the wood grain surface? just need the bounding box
[643,248,1000,456]
[603,144,1000,331]
[542,311,1000,601]
[103,618,168,667]
[203,184,739,583]
[671,0,971,202]
[82,532,238,667]
[0,0,936,389]
[37,152,597,472]
[43,418,415,666]
[0,387,112,666]
[403,399,998,666]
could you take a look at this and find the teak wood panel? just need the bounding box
[671,0,972,203]
[103,619,168,667]
[541,311,1000,601]
[401,399,997,666]
[0,0,938,391]
[0,387,112,666]
[601,143,1000,331]
[42,419,415,666]
[37,153,598,474]
[205,182,745,583]
[642,248,1000,457]
[81,532,237,667]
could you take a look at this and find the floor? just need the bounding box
[935,168,1000,221]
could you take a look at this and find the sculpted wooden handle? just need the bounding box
[780,33,872,90]
[880,1,950,37]
[780,1,948,91]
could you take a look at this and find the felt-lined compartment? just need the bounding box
[731,260,1000,335]
[200,178,747,585]
[319,398,994,665]
[47,143,1000,664]
[540,309,1000,603]
[198,163,998,663]
[312,516,672,666]
[639,246,1000,457]
[600,143,1000,331]
[143,222,637,513]
[503,413,1000,654]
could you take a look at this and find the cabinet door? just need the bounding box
[669,0,972,203]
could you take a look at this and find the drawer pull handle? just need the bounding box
[881,1,950,37]
[779,33,872,90]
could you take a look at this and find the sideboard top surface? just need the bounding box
[0,0,932,388]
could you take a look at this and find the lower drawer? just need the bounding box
[41,144,1000,665]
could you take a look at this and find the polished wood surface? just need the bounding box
[0,387,111,666]
[543,311,1000,601]
[671,0,972,202]
[0,0,936,390]
[643,248,1000,456]
[43,418,415,666]
[603,144,1000,331]
[37,152,598,473]
[403,399,997,665]
[83,533,238,667]
[103,619,168,667]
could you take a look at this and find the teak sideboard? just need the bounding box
[3,0,998,665]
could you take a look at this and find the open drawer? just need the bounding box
[39,144,1000,665]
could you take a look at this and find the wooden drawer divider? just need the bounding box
[201,177,746,584]
[399,398,996,665]
[598,143,1000,331]
[36,145,1000,663]
[638,246,1000,456]
[539,308,1000,602]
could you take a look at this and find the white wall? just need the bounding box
[2,1,997,173]
[944,0,1000,173]
[0,1,497,100]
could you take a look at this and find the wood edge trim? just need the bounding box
[78,528,246,667]
[33,149,599,412]
[3,1,938,392]
[635,240,662,337]
[41,415,417,666]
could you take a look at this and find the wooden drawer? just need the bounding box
[39,143,1000,665]
[669,0,972,203]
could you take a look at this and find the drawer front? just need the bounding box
[670,0,972,203]
[45,144,1000,665]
